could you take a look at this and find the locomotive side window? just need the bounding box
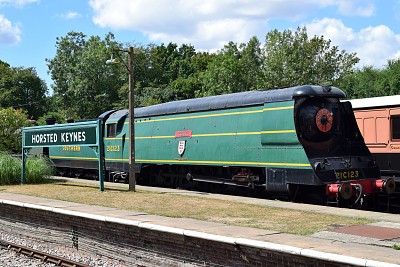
[107,123,117,137]
[391,116,400,140]
[116,118,125,135]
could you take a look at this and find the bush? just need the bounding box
[0,153,55,185]
[26,156,55,184]
[0,153,20,185]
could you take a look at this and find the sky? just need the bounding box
[1,0,400,93]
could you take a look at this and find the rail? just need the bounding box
[0,240,90,267]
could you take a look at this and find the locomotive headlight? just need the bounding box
[339,183,353,200]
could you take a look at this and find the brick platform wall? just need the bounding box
[0,203,354,267]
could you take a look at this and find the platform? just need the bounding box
[0,177,400,266]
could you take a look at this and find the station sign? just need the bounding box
[21,120,105,191]
[23,124,97,147]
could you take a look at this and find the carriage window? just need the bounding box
[392,117,400,140]
[107,123,117,137]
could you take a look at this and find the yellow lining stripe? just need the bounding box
[50,156,310,167]
[105,158,310,167]
[135,135,174,139]
[50,156,98,161]
[103,105,294,126]
[137,159,309,167]
[132,109,262,124]
[131,105,294,125]
[105,130,294,140]
[263,106,293,111]
[261,130,296,134]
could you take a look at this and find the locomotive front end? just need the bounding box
[294,86,393,206]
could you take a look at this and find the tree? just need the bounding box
[382,59,400,96]
[338,66,381,99]
[117,43,213,107]
[199,37,262,97]
[0,61,48,119]
[47,32,122,119]
[338,58,400,99]
[260,27,359,88]
[0,107,31,153]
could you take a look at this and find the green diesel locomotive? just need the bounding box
[49,85,393,206]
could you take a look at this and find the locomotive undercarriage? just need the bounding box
[112,164,392,208]
[54,163,395,210]
[138,165,266,193]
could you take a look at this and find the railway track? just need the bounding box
[0,240,90,267]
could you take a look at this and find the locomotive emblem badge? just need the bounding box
[178,140,186,156]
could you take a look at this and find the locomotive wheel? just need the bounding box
[57,168,67,177]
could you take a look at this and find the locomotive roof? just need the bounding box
[346,95,400,109]
[107,85,345,120]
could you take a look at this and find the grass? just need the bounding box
[25,155,55,184]
[0,153,55,185]
[0,153,20,185]
[0,180,373,235]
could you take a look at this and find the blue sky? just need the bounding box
[1,0,400,94]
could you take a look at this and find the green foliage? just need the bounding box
[114,42,213,107]
[337,58,400,99]
[0,153,55,185]
[393,244,400,250]
[47,27,398,117]
[199,37,262,96]
[0,107,31,153]
[26,155,55,184]
[135,86,174,108]
[47,32,122,119]
[36,111,67,126]
[0,60,48,119]
[261,27,359,88]
[0,153,20,184]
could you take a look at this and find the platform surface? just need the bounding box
[1,177,400,266]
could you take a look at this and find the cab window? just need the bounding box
[107,123,117,137]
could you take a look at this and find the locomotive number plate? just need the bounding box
[335,170,359,180]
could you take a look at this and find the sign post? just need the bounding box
[21,120,105,191]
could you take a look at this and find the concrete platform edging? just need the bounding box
[1,198,398,267]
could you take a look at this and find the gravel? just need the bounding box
[0,247,56,267]
[0,231,126,267]
[0,220,198,267]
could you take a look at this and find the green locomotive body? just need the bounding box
[49,85,391,204]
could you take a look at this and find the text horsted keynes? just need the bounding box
[23,124,98,147]
[31,132,86,144]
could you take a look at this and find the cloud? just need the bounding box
[336,1,375,16]
[88,0,397,68]
[89,0,375,50]
[0,14,21,45]
[306,18,400,68]
[65,11,80,19]
[0,0,37,45]
[57,11,82,20]
[89,0,372,45]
